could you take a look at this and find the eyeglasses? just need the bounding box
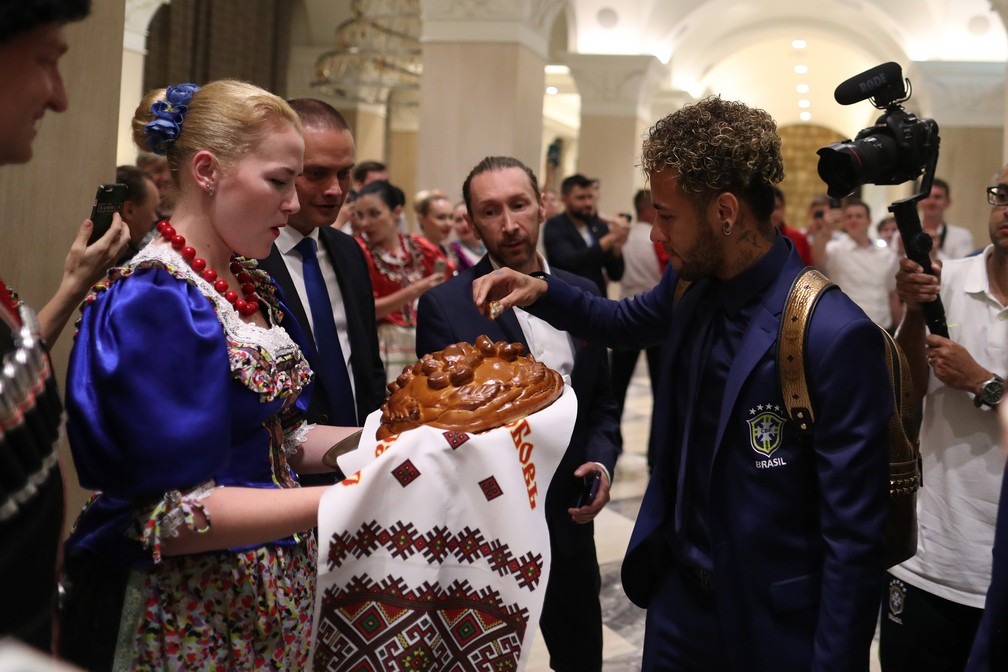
[987,186,1008,207]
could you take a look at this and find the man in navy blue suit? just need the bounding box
[966,456,1008,672]
[472,98,892,671]
[416,156,621,672]
[258,100,386,448]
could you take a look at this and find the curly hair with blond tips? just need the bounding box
[641,96,785,219]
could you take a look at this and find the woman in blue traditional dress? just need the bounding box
[57,80,358,670]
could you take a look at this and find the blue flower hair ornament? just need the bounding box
[144,82,200,156]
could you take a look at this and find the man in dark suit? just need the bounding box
[543,173,627,294]
[966,458,1008,672]
[258,99,385,440]
[416,156,621,672]
[471,98,892,671]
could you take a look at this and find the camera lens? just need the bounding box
[816,134,900,198]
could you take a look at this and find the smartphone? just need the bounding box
[433,258,447,276]
[89,183,128,245]
[813,209,825,219]
[575,472,602,508]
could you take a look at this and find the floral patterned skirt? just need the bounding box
[113,537,316,671]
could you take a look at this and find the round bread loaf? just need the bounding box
[377,335,564,439]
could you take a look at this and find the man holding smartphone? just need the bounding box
[0,0,127,653]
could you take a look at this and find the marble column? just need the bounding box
[565,53,667,217]
[416,0,564,200]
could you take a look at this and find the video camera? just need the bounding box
[817,62,948,338]
[816,62,939,199]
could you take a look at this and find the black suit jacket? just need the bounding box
[543,212,624,294]
[415,257,621,552]
[259,227,386,426]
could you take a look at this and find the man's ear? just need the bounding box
[120,199,137,224]
[715,191,740,227]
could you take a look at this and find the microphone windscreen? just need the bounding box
[834,62,904,105]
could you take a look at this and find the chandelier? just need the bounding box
[313,0,422,106]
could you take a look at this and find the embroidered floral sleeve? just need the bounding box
[139,480,216,564]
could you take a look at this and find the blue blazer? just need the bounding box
[965,460,1008,672]
[259,227,386,426]
[416,257,621,552]
[526,238,891,671]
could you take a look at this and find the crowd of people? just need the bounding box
[2,1,1007,671]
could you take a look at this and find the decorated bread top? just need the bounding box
[377,334,564,439]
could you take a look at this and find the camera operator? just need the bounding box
[882,167,1008,671]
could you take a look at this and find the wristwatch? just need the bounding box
[974,373,1005,408]
[529,271,549,281]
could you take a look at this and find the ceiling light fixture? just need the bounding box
[313,0,422,106]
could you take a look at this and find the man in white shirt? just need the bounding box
[919,178,976,260]
[882,169,1008,671]
[812,199,902,331]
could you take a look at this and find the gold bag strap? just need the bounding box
[778,268,834,434]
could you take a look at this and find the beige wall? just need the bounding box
[0,4,126,531]
[935,125,1004,246]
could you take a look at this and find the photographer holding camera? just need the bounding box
[815,61,1007,671]
[881,167,1008,671]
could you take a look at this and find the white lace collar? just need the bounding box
[130,243,301,363]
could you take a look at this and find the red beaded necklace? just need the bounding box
[156,221,260,316]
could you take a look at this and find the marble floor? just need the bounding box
[523,357,883,671]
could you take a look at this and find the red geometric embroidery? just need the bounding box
[386,521,420,559]
[478,475,503,502]
[512,551,544,591]
[452,526,486,564]
[392,459,421,487]
[484,539,514,577]
[314,576,529,672]
[325,521,544,591]
[442,430,470,449]
[420,525,452,564]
